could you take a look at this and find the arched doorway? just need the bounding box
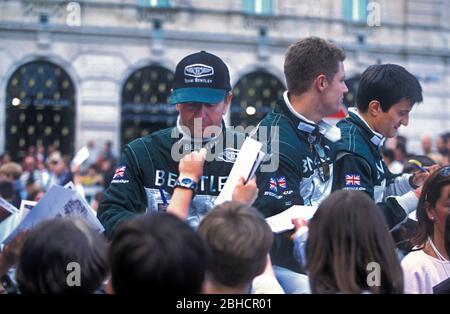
[231,71,285,128]
[5,60,76,161]
[121,65,174,146]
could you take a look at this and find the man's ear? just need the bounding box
[314,74,328,92]
[368,100,382,117]
[222,92,233,115]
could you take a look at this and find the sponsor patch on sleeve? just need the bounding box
[111,165,129,183]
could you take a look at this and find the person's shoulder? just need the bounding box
[336,118,369,153]
[258,115,304,155]
[258,112,299,139]
[258,110,289,128]
[147,127,174,140]
[124,127,174,154]
[401,249,429,271]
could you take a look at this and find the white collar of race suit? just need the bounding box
[348,107,385,148]
[283,91,341,142]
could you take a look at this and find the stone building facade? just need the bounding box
[0,0,449,159]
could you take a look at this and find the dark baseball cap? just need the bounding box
[169,51,231,105]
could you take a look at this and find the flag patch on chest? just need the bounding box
[345,174,361,186]
[269,176,287,192]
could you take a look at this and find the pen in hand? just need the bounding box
[159,186,168,207]
[407,159,429,173]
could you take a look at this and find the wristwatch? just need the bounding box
[174,177,198,193]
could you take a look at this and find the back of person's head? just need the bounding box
[109,212,207,294]
[402,155,436,174]
[382,148,395,163]
[306,190,403,294]
[414,165,450,247]
[16,218,108,294]
[356,64,422,113]
[0,162,23,180]
[197,201,273,289]
[0,180,14,201]
[437,132,450,156]
[284,37,345,96]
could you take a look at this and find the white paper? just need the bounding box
[72,146,90,166]
[19,200,37,212]
[0,197,19,214]
[64,181,76,190]
[0,213,22,243]
[215,137,263,205]
[0,200,33,243]
[2,185,104,245]
[18,200,37,223]
[408,210,417,221]
[265,205,318,233]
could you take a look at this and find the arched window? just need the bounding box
[231,71,285,128]
[5,61,76,161]
[121,65,174,146]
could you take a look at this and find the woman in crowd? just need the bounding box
[305,190,404,293]
[402,165,450,293]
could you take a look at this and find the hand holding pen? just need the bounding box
[408,159,439,187]
[407,159,429,173]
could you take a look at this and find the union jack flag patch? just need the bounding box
[345,174,361,186]
[268,176,287,192]
[269,177,278,192]
[113,166,126,179]
[277,176,287,189]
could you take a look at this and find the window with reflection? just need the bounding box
[137,0,170,7]
[343,0,368,22]
[5,61,75,161]
[231,71,285,128]
[121,65,174,146]
[243,0,274,15]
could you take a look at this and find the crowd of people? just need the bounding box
[0,140,117,212]
[0,37,449,295]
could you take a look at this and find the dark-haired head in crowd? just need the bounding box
[306,190,404,294]
[402,165,450,293]
[198,201,273,294]
[108,213,207,294]
[16,218,108,294]
[436,132,450,157]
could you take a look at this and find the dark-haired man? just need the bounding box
[333,64,433,230]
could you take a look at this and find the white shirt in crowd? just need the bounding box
[401,249,450,294]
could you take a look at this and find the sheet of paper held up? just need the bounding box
[265,205,318,233]
[215,137,264,205]
[71,146,90,167]
[408,210,417,221]
[3,185,104,245]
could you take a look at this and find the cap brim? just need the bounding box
[169,87,227,105]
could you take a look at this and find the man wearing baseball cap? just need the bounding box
[98,51,245,238]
